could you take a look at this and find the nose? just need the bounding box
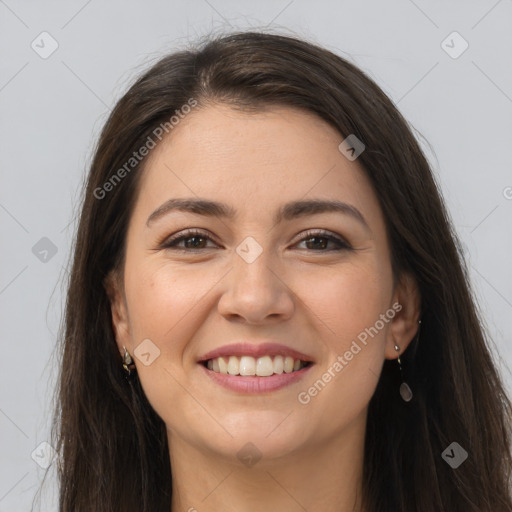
[217,243,295,325]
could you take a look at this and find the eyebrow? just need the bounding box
[146,197,370,231]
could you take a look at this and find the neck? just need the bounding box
[168,411,367,512]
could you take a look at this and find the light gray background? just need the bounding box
[1,1,511,510]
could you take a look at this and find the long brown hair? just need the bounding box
[37,30,512,511]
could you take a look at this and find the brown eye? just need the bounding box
[161,229,218,251]
[295,230,352,252]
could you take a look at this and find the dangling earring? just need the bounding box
[122,346,136,380]
[394,343,413,402]
[394,319,421,402]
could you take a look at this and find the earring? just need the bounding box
[394,319,421,402]
[122,346,136,380]
[394,343,413,402]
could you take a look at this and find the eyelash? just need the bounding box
[159,228,352,253]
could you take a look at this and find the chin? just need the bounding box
[197,410,314,463]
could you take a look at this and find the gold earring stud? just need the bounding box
[122,346,136,380]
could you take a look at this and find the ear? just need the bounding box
[384,272,421,360]
[103,270,132,356]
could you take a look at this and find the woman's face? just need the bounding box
[108,103,417,463]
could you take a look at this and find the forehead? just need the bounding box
[132,103,382,227]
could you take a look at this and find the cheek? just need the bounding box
[294,258,392,345]
[124,261,209,342]
[122,263,212,418]
[292,260,391,407]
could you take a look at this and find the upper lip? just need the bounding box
[198,342,315,363]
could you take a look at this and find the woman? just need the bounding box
[45,31,512,511]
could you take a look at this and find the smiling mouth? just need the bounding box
[202,355,312,377]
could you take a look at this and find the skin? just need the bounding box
[105,103,420,512]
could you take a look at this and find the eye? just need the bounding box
[293,229,352,252]
[160,229,218,251]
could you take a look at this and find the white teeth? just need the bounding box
[239,356,255,376]
[256,355,274,377]
[284,356,294,373]
[218,356,229,374]
[205,355,309,376]
[227,356,239,375]
[273,355,284,374]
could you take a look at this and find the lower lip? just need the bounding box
[199,363,314,393]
